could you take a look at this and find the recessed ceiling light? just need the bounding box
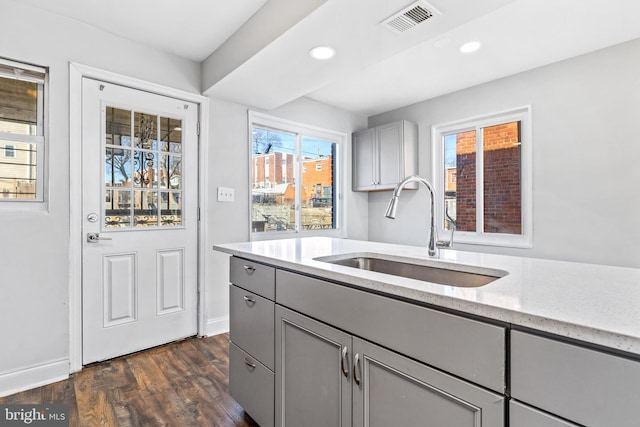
[309,46,336,60]
[459,41,481,53]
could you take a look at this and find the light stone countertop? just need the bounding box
[213,237,640,356]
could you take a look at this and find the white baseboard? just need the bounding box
[0,359,69,398]
[205,316,230,337]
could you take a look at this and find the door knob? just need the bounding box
[87,233,112,243]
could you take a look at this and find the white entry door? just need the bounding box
[82,78,198,364]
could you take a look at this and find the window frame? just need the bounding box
[248,111,346,241]
[0,58,47,204]
[431,105,533,248]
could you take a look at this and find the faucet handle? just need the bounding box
[436,214,456,249]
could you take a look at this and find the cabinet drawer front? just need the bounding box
[510,401,578,427]
[229,284,275,370]
[276,270,506,392]
[511,331,640,427]
[230,256,275,300]
[229,343,274,427]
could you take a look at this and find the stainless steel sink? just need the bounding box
[316,255,506,287]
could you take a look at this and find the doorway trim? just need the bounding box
[69,62,209,373]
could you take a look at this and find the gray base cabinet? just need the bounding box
[228,258,276,427]
[511,330,640,427]
[229,256,640,427]
[275,304,503,427]
[352,337,504,427]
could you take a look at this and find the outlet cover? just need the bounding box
[217,187,235,202]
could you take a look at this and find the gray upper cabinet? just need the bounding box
[352,120,417,191]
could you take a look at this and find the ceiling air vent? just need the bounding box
[382,1,441,34]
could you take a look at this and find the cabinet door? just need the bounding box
[376,122,403,189]
[275,306,352,427]
[352,128,376,191]
[352,337,504,427]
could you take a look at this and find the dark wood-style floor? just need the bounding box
[0,333,260,427]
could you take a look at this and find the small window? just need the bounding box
[0,58,47,202]
[316,163,322,171]
[4,144,15,158]
[433,106,532,247]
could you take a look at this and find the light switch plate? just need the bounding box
[217,187,235,202]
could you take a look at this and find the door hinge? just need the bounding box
[197,122,201,136]
[197,207,201,221]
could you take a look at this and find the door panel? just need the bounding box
[156,249,184,315]
[103,253,137,326]
[82,78,198,364]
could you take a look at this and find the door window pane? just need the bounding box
[160,116,182,153]
[105,189,131,228]
[105,147,131,187]
[251,128,296,232]
[105,107,131,147]
[134,190,158,227]
[483,121,522,234]
[134,112,157,149]
[161,191,182,226]
[301,137,335,230]
[133,151,158,188]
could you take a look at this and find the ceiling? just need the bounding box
[18,0,640,116]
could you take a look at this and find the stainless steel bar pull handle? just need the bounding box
[243,265,256,273]
[243,295,256,304]
[87,233,112,243]
[353,353,361,386]
[340,346,349,378]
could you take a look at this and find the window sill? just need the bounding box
[251,229,346,242]
[448,231,533,249]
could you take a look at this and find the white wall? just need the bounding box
[367,38,640,268]
[206,96,368,335]
[0,1,200,395]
